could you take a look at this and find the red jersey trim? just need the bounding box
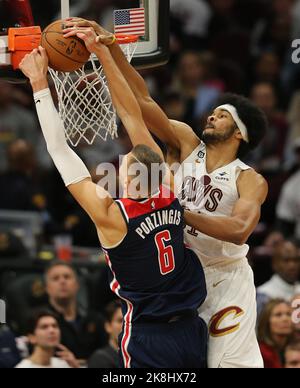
[118,185,176,220]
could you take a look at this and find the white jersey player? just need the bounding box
[177,140,264,368]
[63,19,269,368]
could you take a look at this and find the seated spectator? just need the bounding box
[45,261,107,360]
[171,51,221,129]
[0,140,45,212]
[170,0,212,43]
[15,309,79,368]
[88,300,122,368]
[285,342,300,368]
[292,294,300,342]
[285,91,300,167]
[253,53,281,87]
[250,82,289,171]
[276,169,300,240]
[257,241,300,315]
[258,299,293,368]
[0,231,26,259]
[0,81,41,171]
[0,325,21,368]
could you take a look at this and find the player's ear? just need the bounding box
[235,129,243,141]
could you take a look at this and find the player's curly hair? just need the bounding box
[214,93,268,159]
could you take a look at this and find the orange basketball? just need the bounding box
[41,20,90,72]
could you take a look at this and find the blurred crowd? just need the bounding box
[1,0,300,368]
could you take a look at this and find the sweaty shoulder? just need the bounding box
[169,120,201,163]
[237,169,269,203]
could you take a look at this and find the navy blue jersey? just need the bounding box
[103,185,206,321]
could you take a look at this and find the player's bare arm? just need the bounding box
[63,19,200,163]
[65,26,164,160]
[184,170,269,245]
[18,47,126,247]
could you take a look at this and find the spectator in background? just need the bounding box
[171,51,221,129]
[15,309,79,368]
[161,93,186,123]
[0,140,46,212]
[250,82,289,171]
[208,0,251,70]
[0,325,21,368]
[257,241,300,316]
[0,231,26,259]
[170,0,212,47]
[276,167,300,240]
[258,299,293,368]
[292,0,300,39]
[285,342,300,368]
[0,81,40,171]
[292,294,300,342]
[285,91,300,166]
[88,300,122,368]
[253,52,281,88]
[45,261,107,361]
[251,0,293,60]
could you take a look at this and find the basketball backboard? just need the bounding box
[0,0,169,79]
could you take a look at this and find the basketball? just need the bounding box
[41,20,90,72]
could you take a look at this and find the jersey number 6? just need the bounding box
[155,230,175,275]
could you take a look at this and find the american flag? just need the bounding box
[114,8,145,37]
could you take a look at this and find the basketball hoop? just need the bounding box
[48,35,139,147]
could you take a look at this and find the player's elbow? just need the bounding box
[231,223,250,245]
[232,234,248,246]
[136,91,152,104]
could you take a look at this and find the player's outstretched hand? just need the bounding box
[63,26,108,55]
[63,18,116,46]
[19,46,49,82]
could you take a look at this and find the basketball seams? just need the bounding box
[42,32,87,65]
[41,20,90,71]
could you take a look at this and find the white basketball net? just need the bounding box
[49,42,138,147]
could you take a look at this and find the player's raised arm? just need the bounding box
[69,27,164,161]
[184,170,269,245]
[63,20,200,160]
[19,48,113,228]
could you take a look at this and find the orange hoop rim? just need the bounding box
[116,34,139,44]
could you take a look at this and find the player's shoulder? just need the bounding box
[238,168,267,186]
[169,120,201,161]
[238,169,269,197]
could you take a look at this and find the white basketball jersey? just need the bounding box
[176,142,251,268]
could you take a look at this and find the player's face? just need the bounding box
[202,109,238,144]
[270,303,293,337]
[30,317,60,349]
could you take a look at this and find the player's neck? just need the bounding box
[206,142,238,174]
[30,346,54,366]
